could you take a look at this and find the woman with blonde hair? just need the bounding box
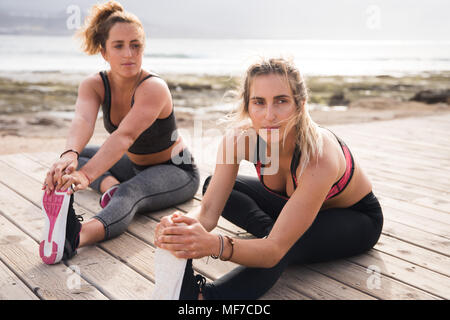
[155,58,383,299]
[40,0,199,265]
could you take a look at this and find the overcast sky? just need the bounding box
[1,0,449,40]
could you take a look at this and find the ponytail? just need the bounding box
[76,0,143,55]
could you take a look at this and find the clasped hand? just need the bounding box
[155,212,216,259]
[43,166,90,195]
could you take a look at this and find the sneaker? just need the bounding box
[40,190,82,264]
[152,252,206,300]
[99,184,119,208]
[178,259,206,300]
[151,247,188,300]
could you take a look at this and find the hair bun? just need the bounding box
[77,1,129,55]
[92,0,124,26]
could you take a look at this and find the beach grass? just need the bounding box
[1,71,448,115]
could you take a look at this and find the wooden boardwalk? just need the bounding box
[0,113,449,300]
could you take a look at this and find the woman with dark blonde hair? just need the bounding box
[155,57,383,299]
[40,0,199,265]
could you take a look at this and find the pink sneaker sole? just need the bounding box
[40,190,70,265]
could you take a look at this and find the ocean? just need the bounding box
[1,35,450,77]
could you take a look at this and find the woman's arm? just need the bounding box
[75,77,169,187]
[157,133,241,236]
[45,75,101,192]
[154,131,244,252]
[157,145,339,268]
[191,134,243,230]
[65,76,102,158]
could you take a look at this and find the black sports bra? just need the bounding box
[99,71,178,154]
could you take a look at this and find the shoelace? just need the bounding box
[195,275,206,293]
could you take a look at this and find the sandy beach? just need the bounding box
[0,71,449,155]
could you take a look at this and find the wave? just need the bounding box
[144,53,200,59]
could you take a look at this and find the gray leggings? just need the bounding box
[77,146,200,240]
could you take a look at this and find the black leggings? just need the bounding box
[201,175,383,300]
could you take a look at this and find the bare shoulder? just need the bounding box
[307,127,342,175]
[135,74,171,100]
[78,73,104,98]
[80,72,104,87]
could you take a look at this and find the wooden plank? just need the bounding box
[309,258,441,300]
[0,259,39,300]
[281,266,377,300]
[330,116,450,149]
[348,250,449,299]
[334,133,450,167]
[25,151,59,167]
[346,125,450,148]
[0,160,156,300]
[335,127,450,156]
[2,153,102,205]
[68,245,155,300]
[350,142,450,175]
[371,178,450,214]
[381,219,449,257]
[17,152,450,300]
[346,122,450,146]
[9,152,221,295]
[370,175,450,206]
[356,151,450,189]
[364,161,450,193]
[381,204,450,240]
[424,114,450,122]
[98,232,157,281]
[260,276,312,300]
[0,213,107,300]
[379,195,450,226]
[7,150,450,300]
[349,143,450,172]
[375,235,450,277]
[332,115,450,140]
[340,135,450,167]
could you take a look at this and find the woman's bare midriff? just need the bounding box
[320,159,373,210]
[127,136,186,166]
